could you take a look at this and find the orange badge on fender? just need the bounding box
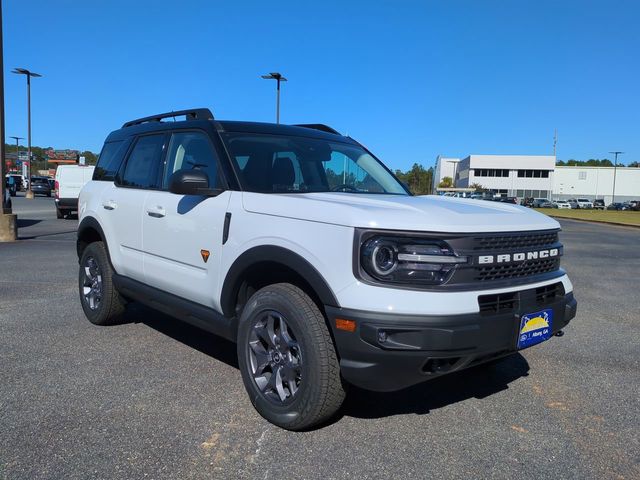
[200,249,210,263]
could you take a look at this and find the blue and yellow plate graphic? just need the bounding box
[517,309,553,349]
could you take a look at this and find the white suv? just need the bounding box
[77,108,577,430]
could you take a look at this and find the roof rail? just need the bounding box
[122,108,214,128]
[293,124,341,135]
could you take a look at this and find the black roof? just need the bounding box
[105,108,356,145]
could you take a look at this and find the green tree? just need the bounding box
[469,183,485,192]
[438,176,453,188]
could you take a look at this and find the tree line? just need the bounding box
[557,158,639,167]
[3,143,98,172]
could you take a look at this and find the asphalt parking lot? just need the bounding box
[1,195,639,480]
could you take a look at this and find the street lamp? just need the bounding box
[9,135,23,173]
[12,67,42,199]
[261,72,287,124]
[609,151,623,204]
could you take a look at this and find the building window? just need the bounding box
[474,168,509,177]
[517,169,551,178]
[578,171,587,180]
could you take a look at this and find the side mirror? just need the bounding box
[168,169,222,196]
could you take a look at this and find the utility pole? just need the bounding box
[261,72,287,124]
[609,151,623,204]
[0,0,18,241]
[12,67,42,199]
[553,129,557,158]
[9,135,23,171]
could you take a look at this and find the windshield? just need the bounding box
[222,133,408,195]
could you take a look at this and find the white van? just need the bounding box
[55,165,95,218]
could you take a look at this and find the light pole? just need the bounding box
[261,72,287,124]
[0,0,19,240]
[12,67,42,199]
[609,151,623,204]
[9,135,22,173]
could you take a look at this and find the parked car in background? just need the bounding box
[593,199,605,210]
[521,197,534,207]
[8,174,24,191]
[553,200,571,209]
[494,196,518,204]
[533,198,553,208]
[55,165,95,218]
[566,199,579,209]
[30,176,52,197]
[5,176,17,197]
[3,183,11,210]
[576,198,593,209]
[607,202,628,211]
[628,200,640,211]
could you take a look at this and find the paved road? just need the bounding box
[1,197,638,479]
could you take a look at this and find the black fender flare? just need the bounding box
[76,216,108,259]
[220,245,340,317]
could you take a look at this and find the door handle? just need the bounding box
[102,200,117,210]
[146,206,166,218]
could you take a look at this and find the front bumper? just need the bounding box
[325,285,577,392]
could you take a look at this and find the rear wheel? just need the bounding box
[78,241,126,325]
[237,283,345,430]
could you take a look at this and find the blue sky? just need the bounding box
[3,0,639,170]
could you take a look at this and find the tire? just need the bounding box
[47,192,51,197]
[237,283,345,430]
[56,208,64,219]
[78,241,126,325]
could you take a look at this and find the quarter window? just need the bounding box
[163,131,221,189]
[120,134,165,189]
[94,140,126,181]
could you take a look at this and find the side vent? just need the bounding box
[478,292,518,314]
[536,282,565,304]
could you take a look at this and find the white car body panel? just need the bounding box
[242,192,560,233]
[81,182,572,316]
[142,190,232,309]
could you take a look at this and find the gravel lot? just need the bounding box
[1,195,638,480]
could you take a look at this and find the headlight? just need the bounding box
[360,235,468,286]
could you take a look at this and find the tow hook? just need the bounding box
[554,330,565,337]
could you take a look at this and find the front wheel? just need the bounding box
[237,283,345,430]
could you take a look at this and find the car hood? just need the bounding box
[242,192,560,233]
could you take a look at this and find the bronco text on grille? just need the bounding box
[439,229,564,288]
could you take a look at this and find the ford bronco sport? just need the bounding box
[77,108,577,430]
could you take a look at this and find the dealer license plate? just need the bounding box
[517,309,553,350]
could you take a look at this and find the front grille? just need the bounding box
[475,258,560,281]
[477,282,565,315]
[473,231,558,250]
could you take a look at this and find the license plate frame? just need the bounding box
[517,308,553,350]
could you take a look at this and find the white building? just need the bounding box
[554,166,640,203]
[432,156,460,190]
[433,155,639,203]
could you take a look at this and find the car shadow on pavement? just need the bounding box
[17,218,42,227]
[340,354,530,420]
[126,304,239,368]
[120,303,529,423]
